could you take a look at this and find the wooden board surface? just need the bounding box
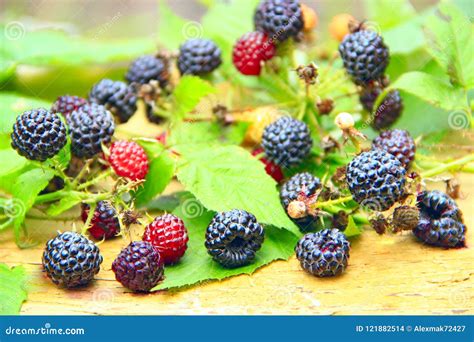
[0,174,472,315]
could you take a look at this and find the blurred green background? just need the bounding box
[1,0,472,136]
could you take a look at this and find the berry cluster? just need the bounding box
[414,191,466,248]
[10,3,469,296]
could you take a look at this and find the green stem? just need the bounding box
[72,159,93,188]
[76,169,113,190]
[421,153,474,178]
[324,205,370,225]
[26,213,79,221]
[312,195,354,209]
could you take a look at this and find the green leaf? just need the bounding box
[135,150,176,207]
[387,71,465,110]
[153,194,299,290]
[0,149,27,177]
[176,145,299,234]
[344,216,363,238]
[46,192,83,217]
[11,168,55,243]
[365,0,416,30]
[168,121,221,148]
[0,27,154,68]
[172,76,217,120]
[0,264,28,314]
[424,3,474,87]
[0,92,51,139]
[157,0,188,50]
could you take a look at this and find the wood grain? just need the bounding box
[1,173,472,315]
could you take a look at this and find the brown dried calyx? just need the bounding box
[392,205,420,233]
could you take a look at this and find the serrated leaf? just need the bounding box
[387,71,465,110]
[153,194,299,290]
[176,145,299,234]
[168,121,221,149]
[173,76,217,120]
[46,192,82,217]
[344,216,363,238]
[424,3,474,87]
[0,264,28,314]
[135,150,176,207]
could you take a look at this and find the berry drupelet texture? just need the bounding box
[112,241,164,292]
[339,29,389,85]
[414,190,466,248]
[372,129,415,169]
[67,103,115,159]
[11,108,67,161]
[143,214,189,265]
[89,79,137,123]
[81,201,120,240]
[280,172,321,231]
[254,0,304,42]
[205,209,265,268]
[42,231,103,288]
[233,31,276,76]
[108,140,149,181]
[295,228,350,277]
[177,38,222,76]
[125,55,169,87]
[262,116,313,167]
[372,90,403,130]
[51,95,87,117]
[346,149,406,211]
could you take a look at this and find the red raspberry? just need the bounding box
[252,148,284,183]
[108,140,149,180]
[143,214,189,265]
[233,31,276,76]
[81,201,120,240]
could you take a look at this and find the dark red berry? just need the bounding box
[233,31,276,76]
[81,201,120,240]
[252,148,284,182]
[108,140,149,181]
[143,214,189,265]
[51,95,87,117]
[112,241,164,292]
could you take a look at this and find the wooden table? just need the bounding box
[1,173,472,315]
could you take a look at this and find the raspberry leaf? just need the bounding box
[384,71,465,111]
[172,76,217,120]
[135,150,176,207]
[0,264,28,314]
[425,3,474,88]
[152,193,299,290]
[176,145,300,234]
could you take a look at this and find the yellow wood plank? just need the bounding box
[0,173,472,315]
